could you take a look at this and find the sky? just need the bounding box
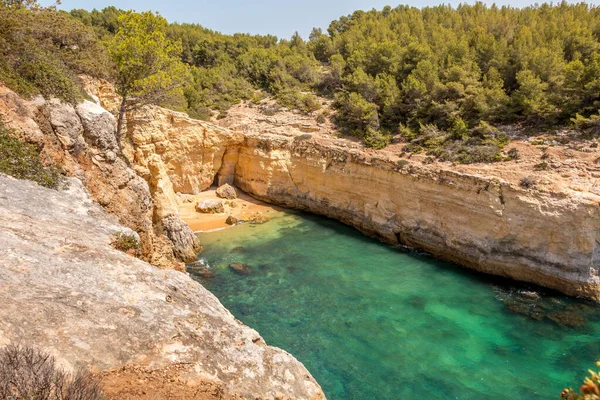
[44,0,600,39]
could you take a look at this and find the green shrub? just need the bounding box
[534,162,549,170]
[0,123,62,188]
[507,148,520,160]
[111,231,140,255]
[0,7,113,103]
[519,176,536,189]
[363,127,390,149]
[398,124,416,141]
[397,159,409,169]
[572,112,600,136]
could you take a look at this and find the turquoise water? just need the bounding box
[189,211,600,400]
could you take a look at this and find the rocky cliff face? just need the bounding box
[0,83,200,270]
[106,96,600,300]
[232,134,600,299]
[0,174,324,400]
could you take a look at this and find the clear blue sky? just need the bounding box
[45,0,600,39]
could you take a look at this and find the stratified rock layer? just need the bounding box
[113,97,600,299]
[0,175,325,400]
[232,135,600,299]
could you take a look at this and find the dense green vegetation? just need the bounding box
[0,121,62,188]
[0,1,111,103]
[109,11,189,141]
[1,1,600,161]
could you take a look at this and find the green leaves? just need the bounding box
[0,6,110,103]
[110,11,190,112]
[0,122,62,189]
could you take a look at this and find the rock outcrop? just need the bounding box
[232,134,600,299]
[0,83,199,270]
[122,105,243,194]
[0,174,325,400]
[105,95,600,299]
[196,199,225,214]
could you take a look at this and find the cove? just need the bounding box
[189,211,600,400]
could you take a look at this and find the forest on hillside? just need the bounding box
[1,0,599,162]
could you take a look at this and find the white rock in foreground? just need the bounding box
[0,175,325,400]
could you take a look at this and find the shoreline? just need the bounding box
[177,187,284,232]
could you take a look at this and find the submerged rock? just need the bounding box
[216,183,237,200]
[247,212,271,224]
[229,262,253,275]
[518,290,541,301]
[195,199,224,214]
[547,311,587,328]
[187,260,215,278]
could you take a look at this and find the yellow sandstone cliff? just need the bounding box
[83,80,599,299]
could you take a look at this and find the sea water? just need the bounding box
[189,211,600,400]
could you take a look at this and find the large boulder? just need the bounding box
[216,183,237,200]
[195,199,224,214]
[225,215,239,225]
[75,100,119,153]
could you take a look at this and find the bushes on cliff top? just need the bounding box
[0,4,112,103]
[0,122,62,189]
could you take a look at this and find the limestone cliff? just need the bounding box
[0,83,200,270]
[0,174,325,400]
[232,134,600,299]
[103,96,600,300]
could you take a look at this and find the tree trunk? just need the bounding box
[116,98,127,150]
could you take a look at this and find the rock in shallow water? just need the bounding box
[226,215,239,225]
[229,262,253,275]
[187,260,215,278]
[547,311,587,327]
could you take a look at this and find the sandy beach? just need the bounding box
[177,188,284,232]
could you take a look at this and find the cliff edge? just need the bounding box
[0,174,325,400]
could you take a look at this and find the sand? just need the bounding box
[177,188,284,232]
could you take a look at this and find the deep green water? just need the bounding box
[189,211,600,400]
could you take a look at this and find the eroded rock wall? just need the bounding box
[80,78,600,298]
[232,135,600,299]
[0,84,200,270]
[123,105,243,194]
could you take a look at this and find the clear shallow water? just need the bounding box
[189,211,600,400]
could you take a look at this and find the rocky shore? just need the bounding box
[83,79,598,300]
[0,174,325,400]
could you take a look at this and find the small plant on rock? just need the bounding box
[519,176,536,189]
[111,232,140,256]
[0,122,62,189]
[561,361,600,399]
[507,148,520,160]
